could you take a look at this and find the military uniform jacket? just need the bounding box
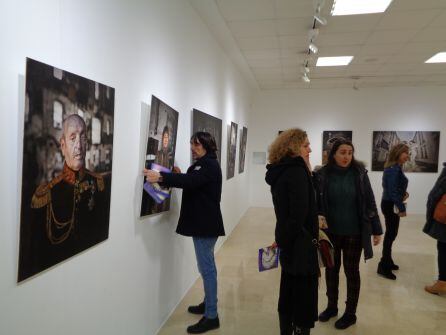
[18,164,110,281]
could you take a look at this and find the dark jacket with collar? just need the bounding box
[381,163,408,212]
[314,163,382,261]
[423,162,446,243]
[160,152,225,237]
[265,156,319,276]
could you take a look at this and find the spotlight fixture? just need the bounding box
[308,28,319,42]
[302,74,310,83]
[312,0,326,11]
[301,65,310,74]
[314,14,327,25]
[309,43,319,54]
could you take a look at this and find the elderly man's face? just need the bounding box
[61,117,87,171]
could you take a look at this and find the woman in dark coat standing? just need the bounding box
[144,132,224,334]
[314,139,382,330]
[265,128,319,335]
[423,162,446,295]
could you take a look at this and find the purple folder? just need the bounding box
[258,246,280,272]
[143,163,171,203]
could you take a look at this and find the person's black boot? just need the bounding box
[298,328,310,335]
[377,262,396,280]
[390,261,399,270]
[186,316,219,334]
[188,302,205,314]
[334,313,357,329]
[318,307,338,322]
[279,313,293,335]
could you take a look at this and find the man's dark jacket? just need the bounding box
[424,162,446,243]
[161,152,225,237]
[313,163,383,261]
[265,156,319,276]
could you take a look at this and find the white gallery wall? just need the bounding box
[0,1,253,334]
[249,87,446,215]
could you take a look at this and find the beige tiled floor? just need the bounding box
[158,208,446,335]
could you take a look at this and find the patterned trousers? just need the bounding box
[324,234,362,315]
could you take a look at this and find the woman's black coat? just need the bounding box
[160,152,225,237]
[424,162,446,243]
[265,156,319,276]
[313,163,383,261]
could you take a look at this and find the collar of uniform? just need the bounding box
[62,163,86,184]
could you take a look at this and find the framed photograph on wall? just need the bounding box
[18,58,115,282]
[239,126,248,174]
[140,95,179,216]
[227,122,238,179]
[192,109,222,163]
[372,131,440,172]
[322,131,353,165]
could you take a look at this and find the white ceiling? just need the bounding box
[190,0,446,90]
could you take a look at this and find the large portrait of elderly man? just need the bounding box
[18,58,115,282]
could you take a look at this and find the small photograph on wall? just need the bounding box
[227,122,238,179]
[18,58,115,282]
[140,95,179,217]
[239,126,248,173]
[372,131,440,172]
[322,131,353,165]
[192,109,222,163]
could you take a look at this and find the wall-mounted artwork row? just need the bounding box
[322,131,353,165]
[239,126,248,174]
[140,95,179,217]
[192,109,222,163]
[372,131,440,172]
[18,58,115,282]
[227,122,238,180]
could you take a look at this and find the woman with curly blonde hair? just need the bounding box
[265,128,319,335]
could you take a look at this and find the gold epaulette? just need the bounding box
[31,174,64,208]
[85,170,105,191]
[48,174,64,188]
[31,184,50,208]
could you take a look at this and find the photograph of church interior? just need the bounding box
[2,0,446,334]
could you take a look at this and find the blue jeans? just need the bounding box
[193,237,218,319]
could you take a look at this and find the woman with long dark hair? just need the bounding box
[265,128,319,335]
[315,138,382,330]
[377,143,409,280]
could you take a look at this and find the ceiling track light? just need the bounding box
[309,43,318,54]
[301,65,310,74]
[313,0,326,13]
[302,73,311,83]
[314,14,327,25]
[308,28,319,42]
